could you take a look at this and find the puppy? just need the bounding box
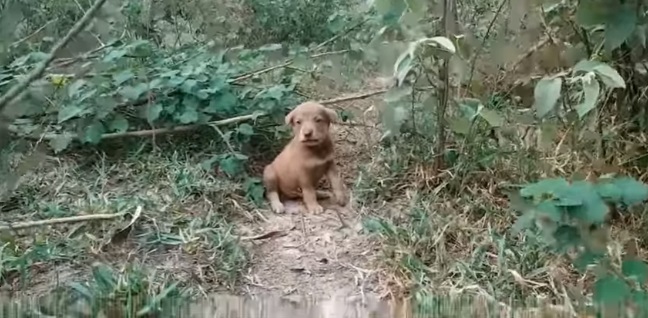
[263,101,347,214]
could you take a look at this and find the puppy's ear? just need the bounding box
[323,107,338,124]
[284,109,295,126]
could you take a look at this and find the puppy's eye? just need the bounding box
[315,118,322,123]
[295,120,302,125]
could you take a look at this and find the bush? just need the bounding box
[244,0,350,45]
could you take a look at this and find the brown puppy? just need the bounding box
[263,101,347,214]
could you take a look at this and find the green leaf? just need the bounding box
[576,74,601,118]
[511,211,535,235]
[593,64,626,89]
[237,123,254,136]
[178,108,198,124]
[611,177,648,205]
[477,106,504,127]
[566,181,609,223]
[604,4,637,52]
[67,79,87,98]
[520,178,570,199]
[49,134,74,153]
[456,98,481,120]
[622,259,648,283]
[218,154,247,177]
[447,117,472,135]
[593,276,631,305]
[533,76,562,118]
[375,0,406,25]
[244,177,265,206]
[108,114,129,133]
[118,83,148,100]
[393,46,414,86]
[206,91,238,114]
[421,36,456,54]
[573,59,603,73]
[573,250,604,272]
[82,122,105,145]
[264,85,285,100]
[535,201,562,222]
[595,182,622,202]
[631,291,648,317]
[575,0,606,27]
[112,70,134,85]
[58,105,85,123]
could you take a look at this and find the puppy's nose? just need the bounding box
[304,130,313,138]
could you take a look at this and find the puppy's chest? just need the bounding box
[302,156,333,175]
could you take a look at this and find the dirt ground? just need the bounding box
[233,77,391,301]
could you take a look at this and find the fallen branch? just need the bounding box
[14,88,388,141]
[0,212,124,232]
[0,0,108,112]
[240,230,287,241]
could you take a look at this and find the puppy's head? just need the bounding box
[284,101,337,147]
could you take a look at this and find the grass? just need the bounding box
[0,137,251,315]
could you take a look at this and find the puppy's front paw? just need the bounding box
[334,191,348,206]
[307,203,324,214]
[270,201,285,213]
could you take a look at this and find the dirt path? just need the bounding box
[235,80,388,301]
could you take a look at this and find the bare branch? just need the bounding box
[12,88,389,141]
[0,0,108,112]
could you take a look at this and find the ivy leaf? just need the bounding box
[593,276,631,305]
[49,134,74,153]
[622,259,648,284]
[576,74,600,118]
[611,177,648,206]
[82,122,105,145]
[533,76,562,119]
[604,4,637,52]
[67,79,86,98]
[108,114,129,133]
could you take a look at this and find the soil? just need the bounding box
[234,78,390,302]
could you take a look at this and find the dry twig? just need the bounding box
[14,88,389,141]
[0,0,108,112]
[0,213,125,232]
